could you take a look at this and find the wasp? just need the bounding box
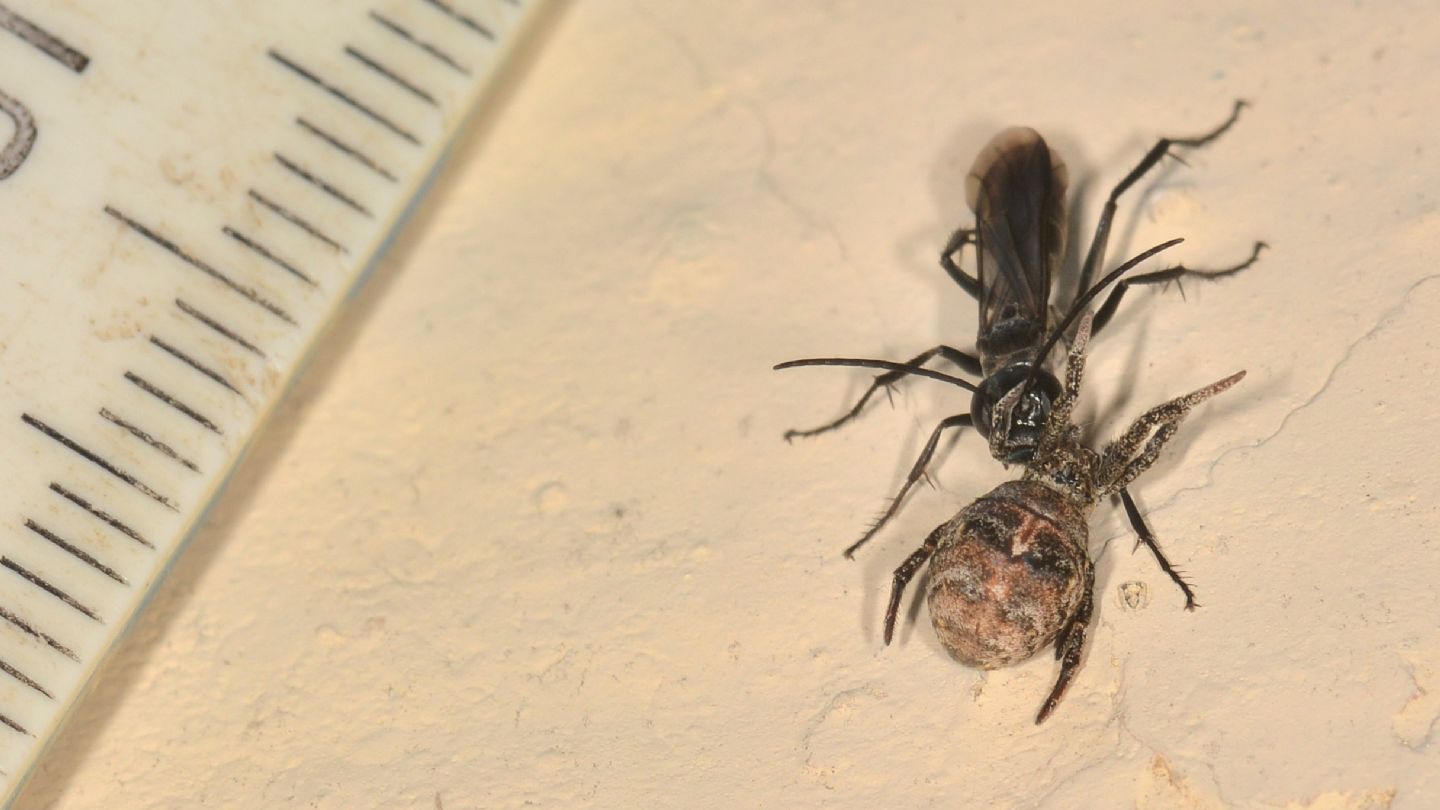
[776,103,1264,720]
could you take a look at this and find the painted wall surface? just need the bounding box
[17,1,1439,807]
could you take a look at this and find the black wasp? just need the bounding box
[777,101,1264,620]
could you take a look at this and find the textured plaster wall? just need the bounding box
[15,1,1440,808]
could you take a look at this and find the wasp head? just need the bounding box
[971,365,1062,464]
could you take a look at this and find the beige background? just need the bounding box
[17,1,1440,807]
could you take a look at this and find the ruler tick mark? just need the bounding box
[295,117,398,182]
[369,11,471,75]
[150,336,244,396]
[223,226,317,286]
[103,206,297,325]
[418,0,495,39]
[124,372,224,436]
[1,559,102,623]
[0,3,90,73]
[49,483,154,550]
[22,414,178,511]
[0,713,29,738]
[0,659,52,699]
[344,45,440,106]
[0,606,77,661]
[175,299,266,359]
[99,407,201,473]
[248,189,349,253]
[268,50,421,145]
[24,520,127,585]
[274,152,374,217]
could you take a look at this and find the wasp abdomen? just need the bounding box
[926,480,1089,669]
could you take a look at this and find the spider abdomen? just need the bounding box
[926,480,1090,669]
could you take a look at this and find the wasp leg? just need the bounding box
[843,413,972,558]
[1119,487,1198,610]
[1076,100,1248,295]
[940,226,980,299]
[782,346,979,441]
[1091,241,1267,336]
[1037,562,1095,724]
[883,520,949,644]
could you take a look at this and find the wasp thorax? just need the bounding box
[926,481,1088,669]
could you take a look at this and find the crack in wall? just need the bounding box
[737,99,858,272]
[1103,271,1440,541]
[631,3,712,90]
[629,10,868,311]
[796,683,885,788]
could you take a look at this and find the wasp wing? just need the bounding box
[966,127,1068,363]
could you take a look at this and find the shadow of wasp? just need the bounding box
[775,102,1264,722]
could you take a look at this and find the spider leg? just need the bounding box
[1119,488,1198,610]
[1098,370,1246,493]
[883,520,949,644]
[1037,562,1096,724]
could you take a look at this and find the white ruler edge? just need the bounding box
[0,0,548,801]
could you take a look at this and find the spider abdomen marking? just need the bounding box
[927,481,1090,669]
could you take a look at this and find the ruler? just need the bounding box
[0,0,545,802]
